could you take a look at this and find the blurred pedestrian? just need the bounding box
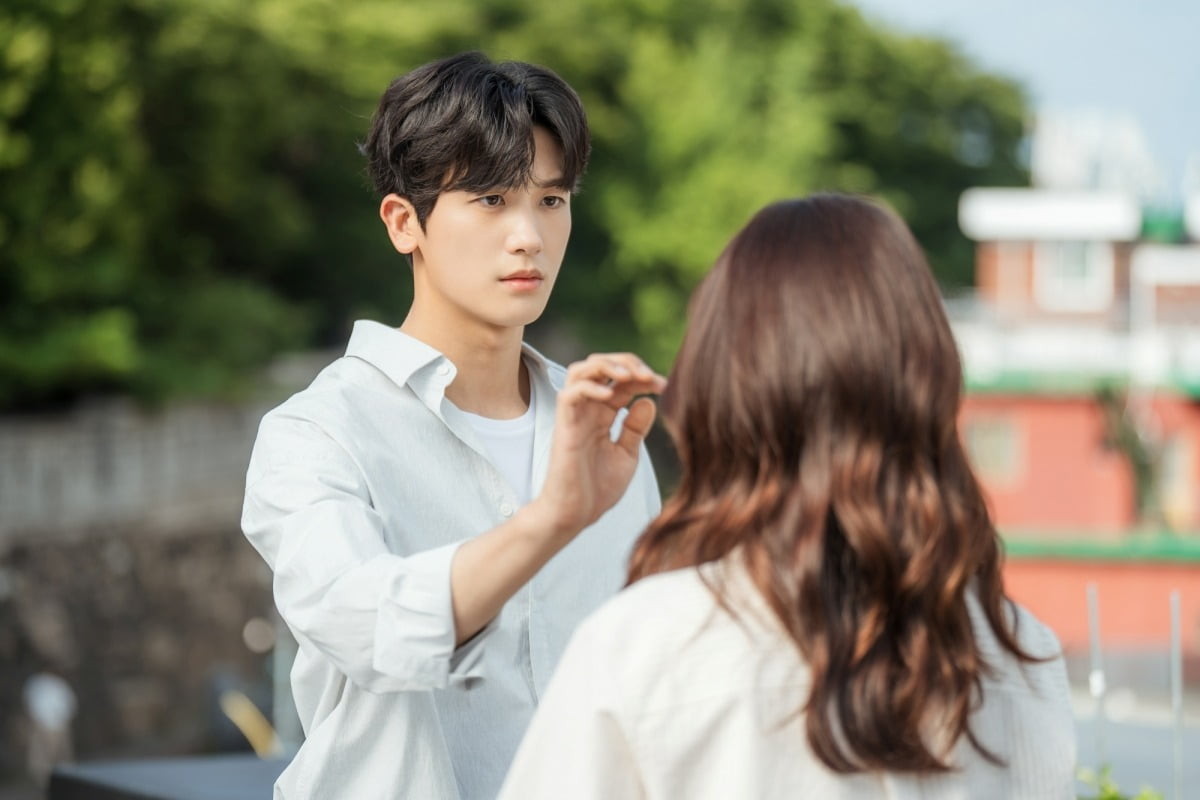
[23,671,76,789]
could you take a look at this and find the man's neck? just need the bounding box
[400,312,529,419]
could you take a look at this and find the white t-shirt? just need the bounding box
[450,390,537,505]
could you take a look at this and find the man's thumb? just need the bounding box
[617,396,657,452]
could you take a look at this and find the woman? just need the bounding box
[498,194,1076,799]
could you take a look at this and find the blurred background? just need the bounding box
[1,0,1196,797]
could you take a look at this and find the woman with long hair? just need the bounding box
[498,194,1075,799]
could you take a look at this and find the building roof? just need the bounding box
[959,188,1142,241]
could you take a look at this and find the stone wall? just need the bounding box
[0,381,323,781]
[0,525,275,779]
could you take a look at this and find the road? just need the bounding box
[1076,717,1199,798]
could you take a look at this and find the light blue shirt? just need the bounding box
[241,320,661,799]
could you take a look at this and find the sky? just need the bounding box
[844,0,1200,203]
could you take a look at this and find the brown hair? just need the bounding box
[628,194,1038,773]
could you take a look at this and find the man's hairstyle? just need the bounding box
[361,51,591,226]
[629,194,1046,774]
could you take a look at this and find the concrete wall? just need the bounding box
[1006,558,1200,653]
[961,392,1200,535]
[961,394,1135,534]
[0,399,271,542]
[1004,556,1200,698]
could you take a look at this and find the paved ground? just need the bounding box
[1,689,1195,800]
[1075,718,1197,797]
[0,781,36,800]
[1073,687,1199,798]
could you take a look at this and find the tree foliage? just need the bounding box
[0,0,1029,408]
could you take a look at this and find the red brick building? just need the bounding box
[960,390,1200,536]
[955,189,1200,538]
[954,189,1200,671]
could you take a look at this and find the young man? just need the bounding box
[241,52,664,799]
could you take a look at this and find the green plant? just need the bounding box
[1077,765,1164,800]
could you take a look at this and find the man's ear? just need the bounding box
[380,193,421,255]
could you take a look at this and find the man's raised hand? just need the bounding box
[530,353,666,541]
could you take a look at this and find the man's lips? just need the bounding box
[499,271,545,292]
[500,270,544,281]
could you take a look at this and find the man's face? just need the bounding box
[410,126,572,332]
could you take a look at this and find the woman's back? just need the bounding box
[499,194,1079,798]
[501,560,1076,800]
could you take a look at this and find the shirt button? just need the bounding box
[499,503,514,517]
[436,364,450,377]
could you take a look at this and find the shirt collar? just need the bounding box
[344,319,557,392]
[519,341,555,386]
[344,320,444,388]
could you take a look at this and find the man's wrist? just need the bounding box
[518,497,580,546]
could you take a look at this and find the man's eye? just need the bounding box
[542,196,566,208]
[479,195,504,207]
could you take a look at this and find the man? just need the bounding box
[241,52,664,799]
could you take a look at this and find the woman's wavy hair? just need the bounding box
[628,194,1039,773]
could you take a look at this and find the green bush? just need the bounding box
[1077,765,1165,800]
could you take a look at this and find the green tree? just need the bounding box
[456,0,1030,366]
[1,0,1029,407]
[808,7,1029,287]
[1,0,381,408]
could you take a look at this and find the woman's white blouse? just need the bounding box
[499,562,1077,800]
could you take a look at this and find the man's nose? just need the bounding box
[505,207,543,256]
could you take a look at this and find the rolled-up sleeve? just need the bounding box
[242,414,494,693]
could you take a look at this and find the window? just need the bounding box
[963,416,1024,487]
[1033,241,1115,312]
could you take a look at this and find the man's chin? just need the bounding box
[491,307,550,330]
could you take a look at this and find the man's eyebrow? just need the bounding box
[532,175,569,188]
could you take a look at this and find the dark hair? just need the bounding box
[361,51,590,226]
[628,194,1042,773]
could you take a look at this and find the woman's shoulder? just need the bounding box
[965,590,1063,659]
[965,590,1071,703]
[575,566,747,670]
[581,567,716,639]
[571,561,789,687]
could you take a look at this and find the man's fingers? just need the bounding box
[566,353,655,381]
[597,352,656,381]
[562,380,664,417]
[605,377,666,407]
[616,396,657,454]
[559,380,614,408]
[565,353,666,397]
[566,359,628,388]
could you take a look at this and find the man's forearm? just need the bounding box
[448,499,573,645]
[449,354,664,646]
